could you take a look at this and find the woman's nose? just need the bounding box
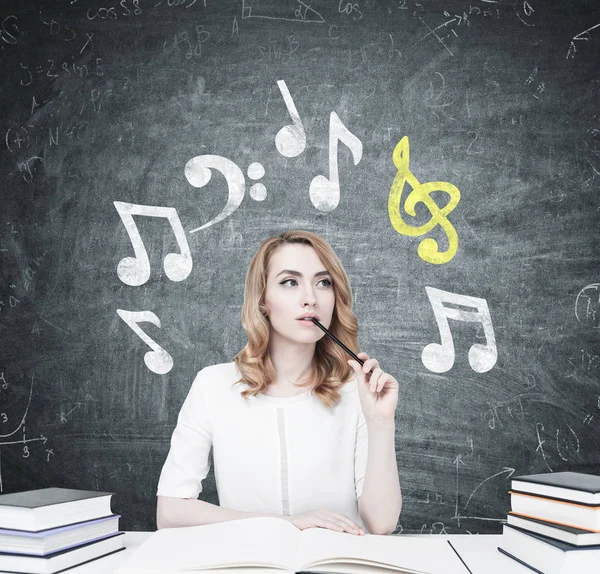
[301,285,317,307]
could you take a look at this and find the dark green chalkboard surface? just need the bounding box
[1,0,599,533]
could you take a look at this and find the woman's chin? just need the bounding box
[271,330,322,346]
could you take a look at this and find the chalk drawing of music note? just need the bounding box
[422,286,497,374]
[310,112,363,212]
[185,155,246,234]
[388,136,460,264]
[114,202,193,287]
[275,79,306,158]
[117,309,174,375]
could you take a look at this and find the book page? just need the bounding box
[296,529,468,574]
[116,517,300,573]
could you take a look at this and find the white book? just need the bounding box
[116,517,468,574]
[499,524,600,574]
[0,488,114,531]
[510,491,600,531]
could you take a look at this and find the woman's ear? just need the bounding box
[259,302,269,320]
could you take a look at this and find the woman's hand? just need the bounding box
[284,509,365,535]
[348,353,399,421]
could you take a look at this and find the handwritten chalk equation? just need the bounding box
[241,0,324,24]
[567,21,600,59]
[388,137,461,265]
[0,374,50,493]
[422,287,497,373]
[535,422,581,472]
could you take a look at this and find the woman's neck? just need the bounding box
[267,336,315,394]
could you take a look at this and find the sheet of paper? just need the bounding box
[115,518,300,573]
[448,535,533,574]
[296,530,468,574]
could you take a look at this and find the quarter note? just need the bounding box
[114,202,193,287]
[309,111,363,212]
[275,79,307,158]
[422,286,497,373]
[117,309,174,374]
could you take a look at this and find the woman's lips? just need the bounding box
[296,318,318,327]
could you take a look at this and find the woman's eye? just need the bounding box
[280,279,297,287]
[318,279,332,287]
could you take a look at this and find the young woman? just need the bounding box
[156,230,401,535]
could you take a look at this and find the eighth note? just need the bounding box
[114,202,192,287]
[422,286,497,374]
[310,111,363,212]
[275,79,307,158]
[117,309,173,375]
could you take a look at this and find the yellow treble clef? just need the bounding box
[387,136,461,265]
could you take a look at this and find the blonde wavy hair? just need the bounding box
[232,230,359,408]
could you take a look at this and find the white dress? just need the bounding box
[156,362,369,529]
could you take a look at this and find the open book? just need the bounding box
[115,517,467,574]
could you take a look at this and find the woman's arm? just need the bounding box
[156,497,366,534]
[156,496,282,529]
[348,353,402,535]
[357,417,402,535]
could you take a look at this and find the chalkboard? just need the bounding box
[1,0,599,534]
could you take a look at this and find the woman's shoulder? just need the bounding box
[191,362,241,394]
[195,361,239,378]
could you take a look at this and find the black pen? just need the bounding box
[310,318,365,367]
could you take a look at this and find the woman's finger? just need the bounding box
[342,519,363,534]
[328,512,364,534]
[347,359,362,372]
[347,360,365,382]
[326,520,345,532]
[332,520,359,534]
[362,358,379,375]
[381,373,398,393]
[369,368,384,392]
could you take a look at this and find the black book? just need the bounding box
[498,524,600,574]
[507,513,600,546]
[0,532,125,574]
[0,489,114,532]
[511,471,600,504]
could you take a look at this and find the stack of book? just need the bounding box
[498,471,600,574]
[0,487,125,573]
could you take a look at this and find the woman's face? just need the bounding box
[263,243,335,346]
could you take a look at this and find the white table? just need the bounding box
[58,532,533,574]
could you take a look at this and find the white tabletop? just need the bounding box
[15,532,533,574]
